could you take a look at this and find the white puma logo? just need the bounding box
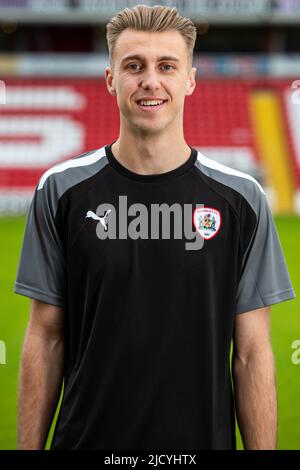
[86,209,111,232]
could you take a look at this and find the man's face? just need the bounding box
[105,28,196,135]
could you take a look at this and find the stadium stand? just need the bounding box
[0,0,300,214]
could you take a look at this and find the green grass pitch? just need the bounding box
[0,215,299,450]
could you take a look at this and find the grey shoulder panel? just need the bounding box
[195,151,265,217]
[37,145,109,214]
[13,145,109,306]
[195,151,296,314]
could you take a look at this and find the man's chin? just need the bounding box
[129,119,168,135]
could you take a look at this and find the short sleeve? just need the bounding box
[13,180,66,307]
[236,189,296,315]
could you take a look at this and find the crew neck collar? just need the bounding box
[105,141,197,183]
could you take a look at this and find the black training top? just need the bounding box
[14,142,295,450]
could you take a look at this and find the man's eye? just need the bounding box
[126,63,175,72]
[161,64,175,71]
[126,63,141,71]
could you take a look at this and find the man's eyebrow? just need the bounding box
[120,54,180,64]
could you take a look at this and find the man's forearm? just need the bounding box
[17,328,64,450]
[232,349,277,450]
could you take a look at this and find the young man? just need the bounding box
[14,5,295,450]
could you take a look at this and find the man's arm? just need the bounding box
[17,299,65,450]
[232,306,277,450]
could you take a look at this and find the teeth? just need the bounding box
[139,100,164,106]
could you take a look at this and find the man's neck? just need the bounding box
[111,135,192,176]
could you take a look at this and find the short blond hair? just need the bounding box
[106,4,197,70]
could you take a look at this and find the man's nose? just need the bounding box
[140,66,161,90]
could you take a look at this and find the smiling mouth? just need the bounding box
[136,100,168,111]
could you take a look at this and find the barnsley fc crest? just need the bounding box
[193,207,221,240]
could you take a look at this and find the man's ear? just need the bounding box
[186,67,197,97]
[105,66,116,96]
